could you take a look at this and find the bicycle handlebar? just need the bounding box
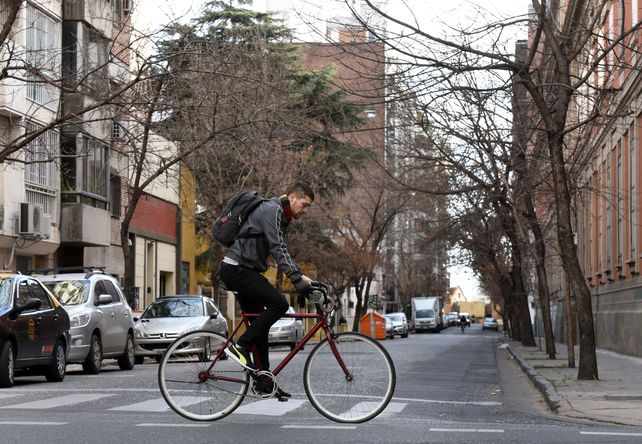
[304,281,335,314]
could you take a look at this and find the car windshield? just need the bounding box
[44,280,89,305]
[143,298,204,318]
[387,314,403,322]
[0,278,13,307]
[416,309,434,318]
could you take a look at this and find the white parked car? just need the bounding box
[133,295,228,363]
[384,312,409,338]
[268,307,305,350]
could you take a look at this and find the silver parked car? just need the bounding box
[384,312,409,338]
[268,306,305,350]
[36,268,136,374]
[133,295,228,363]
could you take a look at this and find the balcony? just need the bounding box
[60,203,110,246]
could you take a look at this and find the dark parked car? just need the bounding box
[0,273,70,387]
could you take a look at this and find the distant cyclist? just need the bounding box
[460,315,467,333]
[220,182,315,400]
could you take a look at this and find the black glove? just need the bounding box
[293,277,312,293]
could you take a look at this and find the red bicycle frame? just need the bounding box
[206,310,351,382]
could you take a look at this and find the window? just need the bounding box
[631,123,638,259]
[112,121,122,140]
[617,149,623,264]
[24,123,58,218]
[606,155,612,270]
[25,6,59,107]
[598,163,603,271]
[61,135,109,207]
[28,280,52,310]
[85,138,108,198]
[110,173,121,217]
[101,280,122,303]
[181,261,189,294]
[93,281,108,304]
[17,281,31,306]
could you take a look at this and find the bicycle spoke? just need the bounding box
[304,332,395,423]
[158,331,249,421]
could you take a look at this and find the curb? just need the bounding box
[504,343,561,413]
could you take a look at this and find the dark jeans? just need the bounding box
[219,263,289,370]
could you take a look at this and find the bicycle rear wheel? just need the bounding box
[303,332,395,423]
[158,331,249,421]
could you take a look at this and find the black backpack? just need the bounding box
[213,191,265,247]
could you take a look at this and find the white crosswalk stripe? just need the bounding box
[233,398,307,415]
[110,398,172,412]
[0,391,409,420]
[0,394,115,409]
[339,401,407,418]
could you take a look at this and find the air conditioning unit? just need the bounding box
[19,203,51,238]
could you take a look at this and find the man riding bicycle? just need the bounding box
[220,182,315,400]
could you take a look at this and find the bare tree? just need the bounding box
[339,0,642,379]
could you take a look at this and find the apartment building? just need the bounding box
[0,1,195,309]
[0,0,63,271]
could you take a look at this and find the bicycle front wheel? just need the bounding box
[303,332,395,423]
[158,331,249,421]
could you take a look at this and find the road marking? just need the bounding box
[580,431,642,437]
[282,425,357,430]
[340,401,407,418]
[110,398,172,412]
[430,428,504,433]
[136,423,211,428]
[393,396,501,406]
[0,394,114,409]
[0,421,67,425]
[233,399,307,415]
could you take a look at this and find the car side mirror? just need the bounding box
[133,316,139,322]
[9,298,42,320]
[209,313,218,319]
[97,294,112,305]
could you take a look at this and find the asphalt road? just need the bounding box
[1,324,642,443]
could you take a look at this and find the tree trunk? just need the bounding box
[565,270,576,368]
[530,221,556,358]
[548,135,598,380]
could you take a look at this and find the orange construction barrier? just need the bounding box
[359,312,386,340]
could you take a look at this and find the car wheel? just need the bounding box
[401,331,408,338]
[134,356,145,365]
[83,334,102,374]
[0,341,15,388]
[45,340,66,382]
[117,333,135,370]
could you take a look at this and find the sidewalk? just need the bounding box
[504,339,642,426]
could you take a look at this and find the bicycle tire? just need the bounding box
[303,332,396,423]
[158,330,249,421]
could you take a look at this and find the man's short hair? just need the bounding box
[287,182,315,201]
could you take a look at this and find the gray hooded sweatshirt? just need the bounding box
[225,197,303,283]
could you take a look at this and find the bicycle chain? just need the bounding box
[197,369,276,400]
